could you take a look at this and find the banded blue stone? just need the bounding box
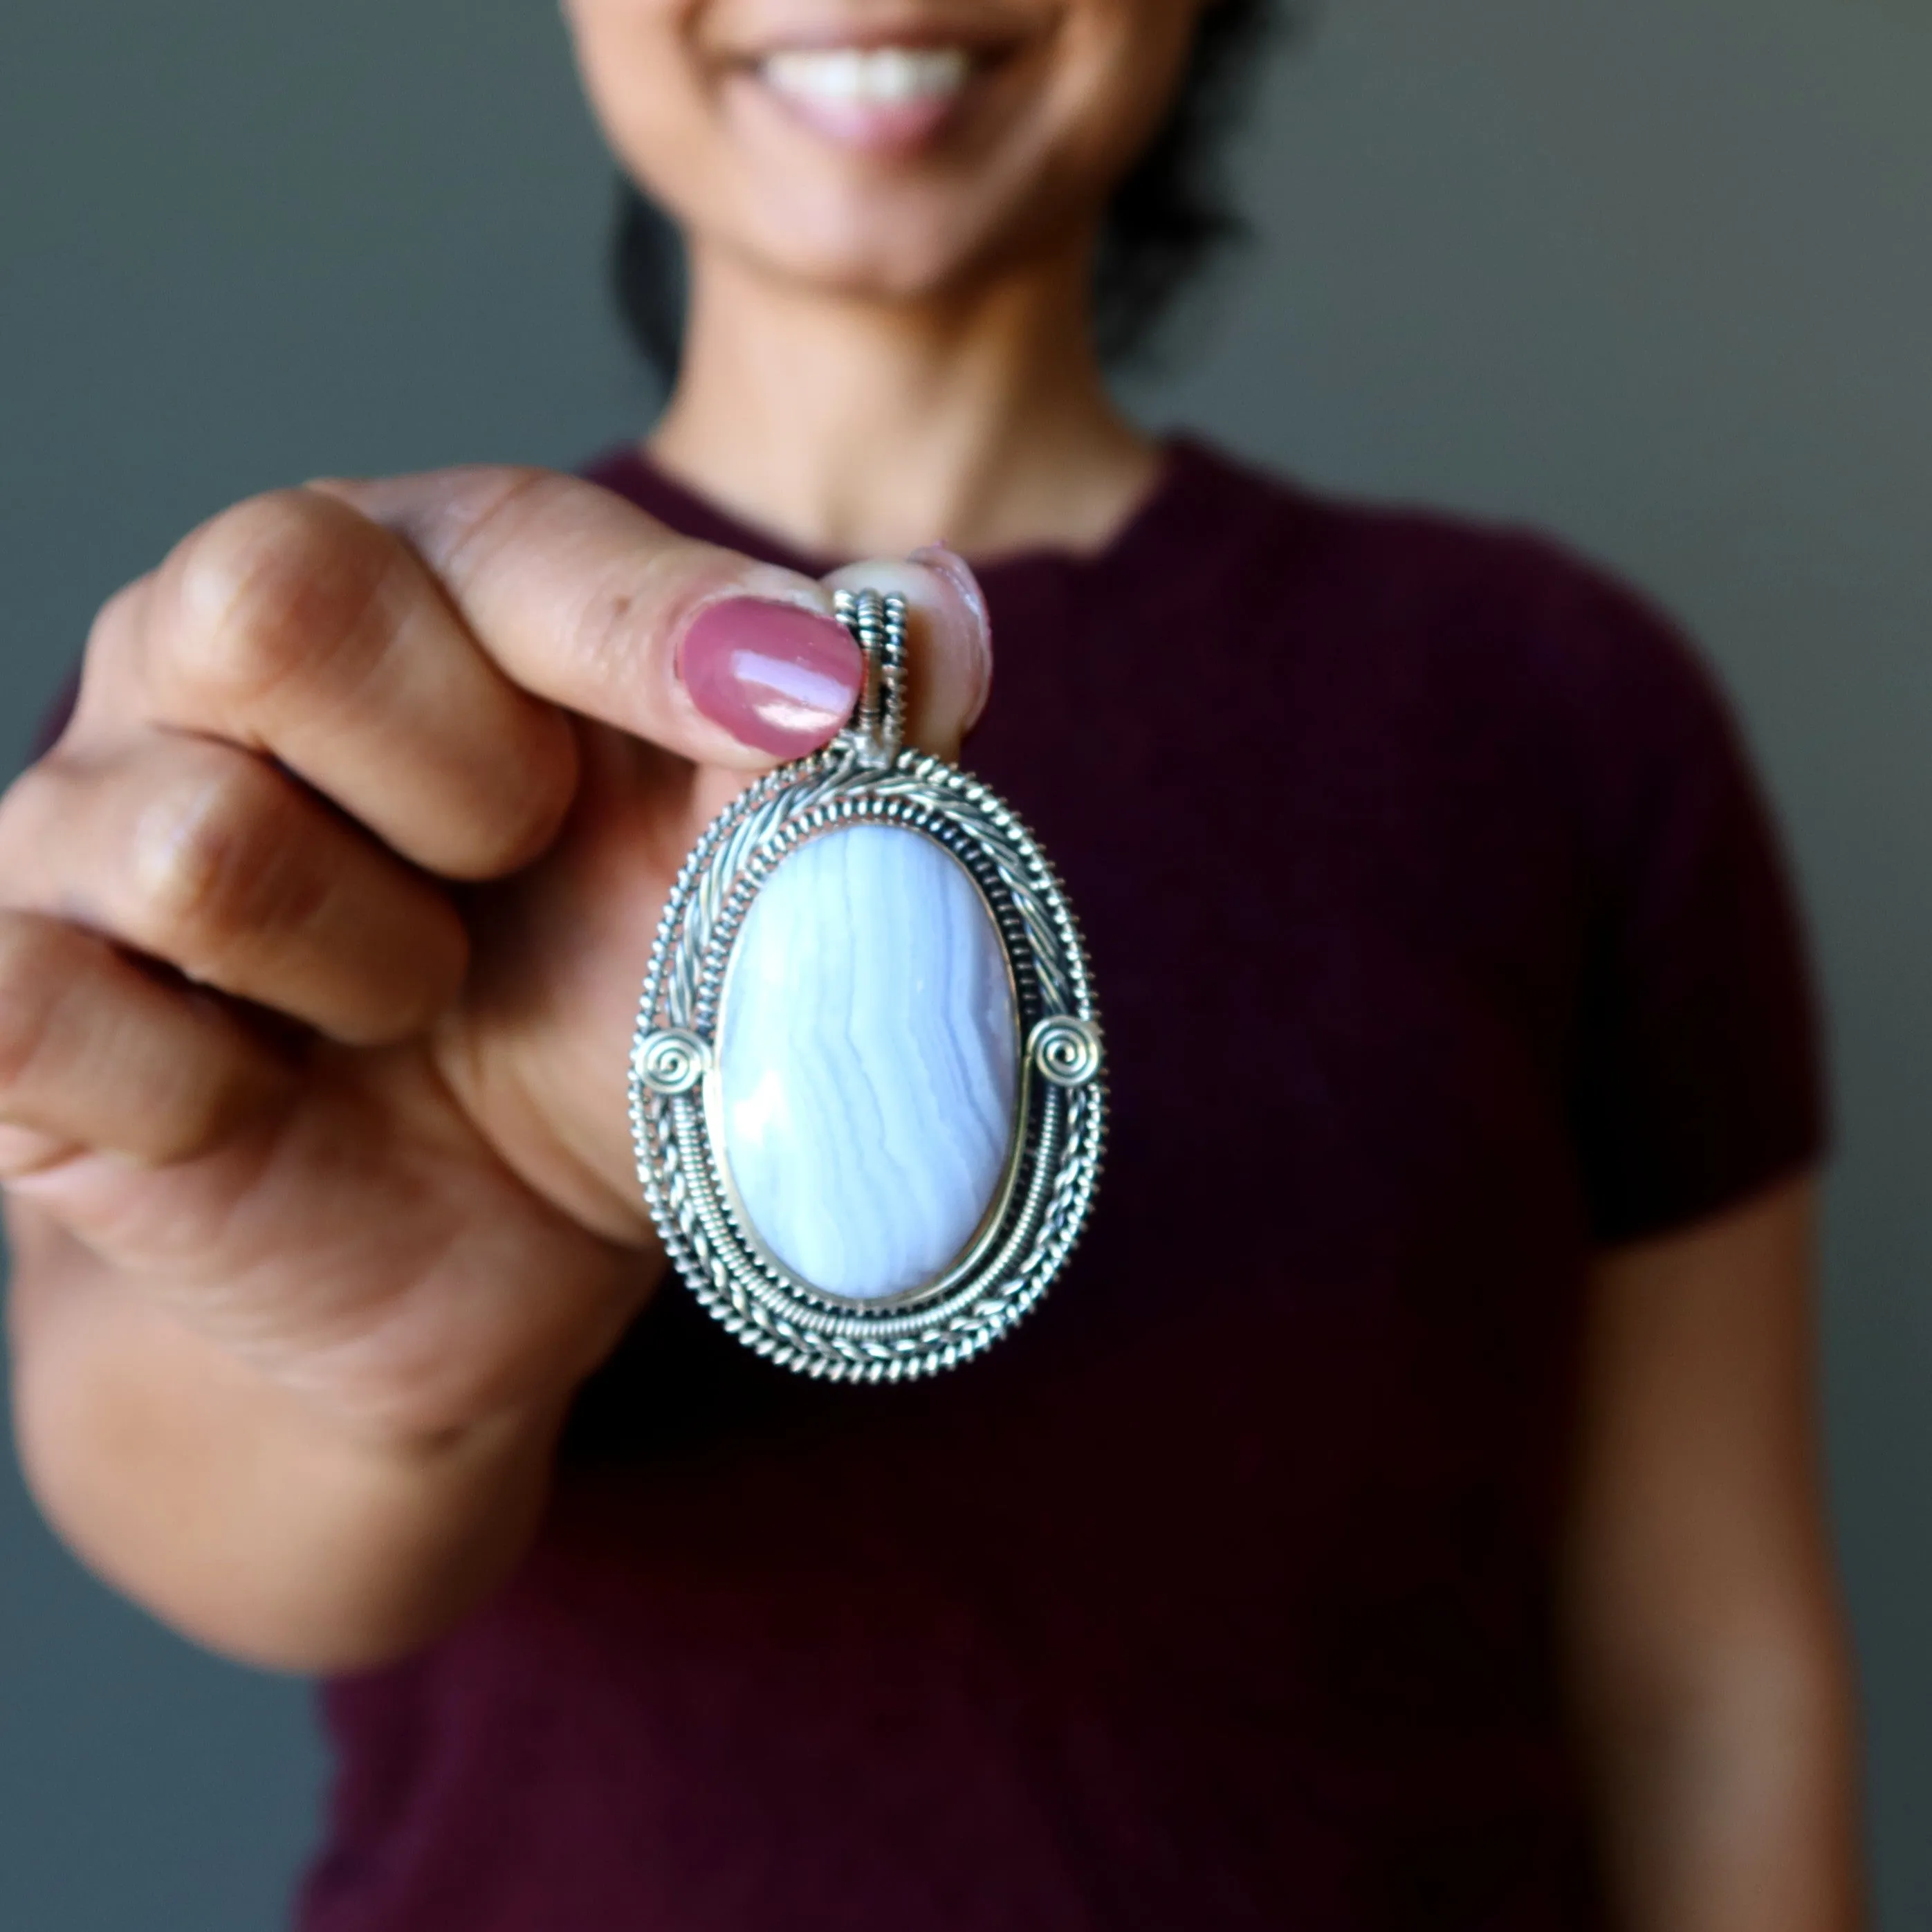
[717,823,1020,1301]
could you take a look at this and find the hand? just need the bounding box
[0,468,991,1449]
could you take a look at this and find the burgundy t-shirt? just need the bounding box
[300,440,1823,1930]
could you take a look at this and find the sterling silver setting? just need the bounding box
[629,589,1105,1382]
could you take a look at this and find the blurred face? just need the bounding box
[562,0,1208,302]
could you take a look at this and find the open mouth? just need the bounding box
[749,42,993,151]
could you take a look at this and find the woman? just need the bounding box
[0,0,1861,1925]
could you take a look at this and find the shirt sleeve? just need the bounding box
[1561,584,1828,1248]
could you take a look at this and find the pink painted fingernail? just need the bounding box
[678,598,863,757]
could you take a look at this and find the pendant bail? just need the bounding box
[834,588,909,767]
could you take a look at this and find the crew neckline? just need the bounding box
[582,434,1223,588]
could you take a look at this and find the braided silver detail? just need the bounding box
[627,591,1105,1383]
[833,587,908,765]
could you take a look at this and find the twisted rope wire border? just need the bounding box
[629,748,1105,1382]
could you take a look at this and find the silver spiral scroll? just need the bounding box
[1029,1016,1104,1089]
[629,591,1107,1383]
[632,1028,709,1097]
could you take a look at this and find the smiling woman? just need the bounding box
[0,1,1863,1929]
[613,0,1276,378]
[569,0,1202,286]
[564,0,1255,556]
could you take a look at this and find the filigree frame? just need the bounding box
[628,594,1105,1383]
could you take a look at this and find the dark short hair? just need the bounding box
[613,0,1284,383]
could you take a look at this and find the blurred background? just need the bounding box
[2,0,1928,1922]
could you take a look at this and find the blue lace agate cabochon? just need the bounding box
[717,823,1021,1300]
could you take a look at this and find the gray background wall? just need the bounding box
[2,0,1926,1922]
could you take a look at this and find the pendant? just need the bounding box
[629,589,1105,1382]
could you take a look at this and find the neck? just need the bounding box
[647,243,1160,560]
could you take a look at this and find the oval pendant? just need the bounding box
[629,589,1105,1382]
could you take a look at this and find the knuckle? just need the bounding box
[85,576,149,659]
[127,756,320,961]
[76,578,151,701]
[0,754,58,860]
[168,491,396,710]
[420,465,558,585]
[450,725,580,879]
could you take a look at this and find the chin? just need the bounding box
[728,183,1047,307]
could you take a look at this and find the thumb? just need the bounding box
[316,467,861,773]
[319,470,991,775]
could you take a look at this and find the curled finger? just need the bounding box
[0,737,470,1047]
[0,912,293,1170]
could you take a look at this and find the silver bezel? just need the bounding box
[628,595,1105,1382]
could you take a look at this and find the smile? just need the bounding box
[751,44,984,151]
[761,46,975,107]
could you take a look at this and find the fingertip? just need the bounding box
[821,551,993,757]
[908,544,994,733]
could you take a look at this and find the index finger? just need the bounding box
[320,468,863,772]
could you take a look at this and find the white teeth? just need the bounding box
[761,46,973,108]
